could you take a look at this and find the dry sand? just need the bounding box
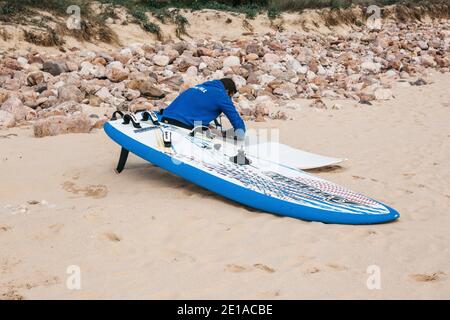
[1,69,449,299]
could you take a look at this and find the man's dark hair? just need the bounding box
[220,78,237,96]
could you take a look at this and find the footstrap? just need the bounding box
[122,114,142,128]
[141,111,160,125]
[110,110,124,120]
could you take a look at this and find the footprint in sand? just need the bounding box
[0,133,18,139]
[103,232,122,242]
[225,264,250,273]
[62,181,108,199]
[0,287,25,300]
[409,272,446,282]
[22,276,60,290]
[170,251,197,263]
[48,224,64,234]
[0,225,12,232]
[1,276,60,300]
[253,263,276,273]
[403,173,416,177]
[0,258,21,274]
[225,263,276,273]
[305,267,321,274]
[326,263,348,271]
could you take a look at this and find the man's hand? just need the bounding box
[222,128,245,141]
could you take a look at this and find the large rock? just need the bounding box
[21,90,39,108]
[270,110,288,120]
[153,55,170,67]
[361,61,382,74]
[177,55,200,72]
[106,61,129,82]
[231,75,246,89]
[286,56,303,74]
[3,58,22,71]
[66,60,80,72]
[127,79,165,99]
[27,71,45,86]
[420,55,436,68]
[164,49,180,62]
[197,47,214,57]
[95,87,113,102]
[435,56,450,68]
[418,41,429,50]
[1,96,28,121]
[0,110,15,128]
[95,87,125,108]
[245,53,259,61]
[79,62,106,79]
[0,89,9,104]
[58,85,84,103]
[171,42,188,55]
[258,74,276,86]
[310,99,327,109]
[263,53,280,64]
[273,82,297,99]
[358,92,376,104]
[33,114,92,137]
[0,66,13,81]
[237,99,253,116]
[128,98,154,113]
[124,89,141,101]
[17,57,28,67]
[245,43,264,56]
[180,76,202,92]
[185,66,198,77]
[254,103,270,122]
[42,61,69,76]
[222,56,240,69]
[39,101,82,117]
[200,56,222,71]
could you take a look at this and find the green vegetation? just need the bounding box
[96,0,449,21]
[0,0,448,46]
[23,27,65,47]
[2,0,448,23]
[129,7,162,39]
[0,0,119,44]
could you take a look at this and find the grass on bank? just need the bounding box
[0,0,449,46]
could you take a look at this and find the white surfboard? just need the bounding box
[245,141,345,170]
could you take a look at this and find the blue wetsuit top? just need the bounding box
[162,80,246,132]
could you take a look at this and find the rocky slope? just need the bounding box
[0,7,449,136]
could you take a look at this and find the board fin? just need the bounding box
[115,147,129,174]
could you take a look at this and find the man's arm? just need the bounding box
[219,94,246,133]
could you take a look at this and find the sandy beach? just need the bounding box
[1,1,450,300]
[1,69,449,299]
